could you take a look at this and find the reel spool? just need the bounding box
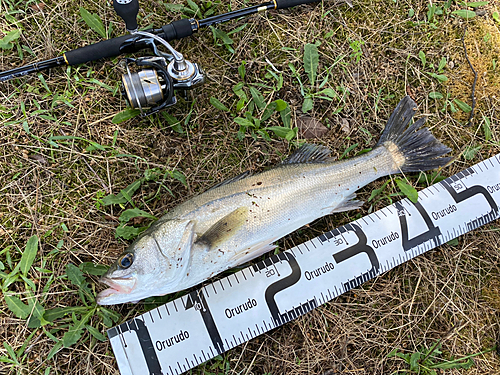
[121,57,176,116]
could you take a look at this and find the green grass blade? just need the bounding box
[79,7,106,38]
[395,178,418,203]
[304,44,319,86]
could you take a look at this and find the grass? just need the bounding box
[1,0,500,374]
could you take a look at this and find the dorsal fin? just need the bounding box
[281,144,332,164]
[207,171,252,191]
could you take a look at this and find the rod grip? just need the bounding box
[275,0,320,9]
[64,35,134,65]
[160,19,194,41]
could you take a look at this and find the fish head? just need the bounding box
[97,219,195,305]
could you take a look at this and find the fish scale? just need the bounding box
[107,154,500,375]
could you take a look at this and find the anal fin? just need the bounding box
[329,193,364,213]
[228,241,277,266]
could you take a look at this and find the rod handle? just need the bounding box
[64,34,134,65]
[275,0,320,9]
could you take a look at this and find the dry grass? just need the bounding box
[0,0,499,374]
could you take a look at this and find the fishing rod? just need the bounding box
[0,0,322,115]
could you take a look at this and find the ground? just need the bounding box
[0,0,499,374]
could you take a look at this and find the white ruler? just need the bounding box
[108,155,500,375]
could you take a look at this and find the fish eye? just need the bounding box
[119,254,134,269]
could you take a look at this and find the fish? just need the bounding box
[97,96,451,305]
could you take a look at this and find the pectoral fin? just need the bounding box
[197,207,249,250]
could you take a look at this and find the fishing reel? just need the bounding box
[119,31,205,116]
[111,0,205,116]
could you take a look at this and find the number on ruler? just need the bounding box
[440,179,499,230]
[265,269,276,278]
[185,290,225,355]
[395,201,441,251]
[264,252,317,325]
[332,223,379,292]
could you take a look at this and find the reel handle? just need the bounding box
[113,0,140,33]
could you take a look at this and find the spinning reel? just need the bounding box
[119,31,205,116]
[113,1,205,116]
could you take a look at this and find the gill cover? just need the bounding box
[154,219,196,277]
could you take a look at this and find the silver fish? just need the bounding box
[97,96,450,305]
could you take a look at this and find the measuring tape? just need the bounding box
[107,154,500,375]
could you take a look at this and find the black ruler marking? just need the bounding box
[203,285,210,298]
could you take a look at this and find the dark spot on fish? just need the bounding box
[347,188,349,190]
[257,181,262,185]
[186,273,189,276]
[218,249,224,254]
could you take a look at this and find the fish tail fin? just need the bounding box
[377,96,451,173]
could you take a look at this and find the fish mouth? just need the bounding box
[97,277,137,303]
